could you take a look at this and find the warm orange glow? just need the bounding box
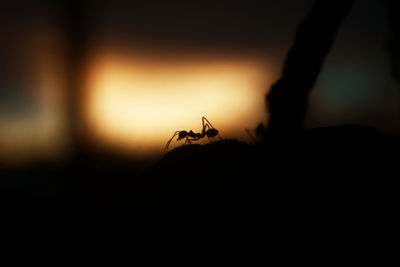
[86,52,271,156]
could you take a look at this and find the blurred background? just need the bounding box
[1,0,399,264]
[0,0,397,163]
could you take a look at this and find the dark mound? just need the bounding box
[146,139,253,200]
[1,125,397,265]
[139,124,398,265]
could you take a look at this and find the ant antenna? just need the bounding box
[202,116,215,130]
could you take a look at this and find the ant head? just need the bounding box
[205,128,218,138]
[177,131,188,140]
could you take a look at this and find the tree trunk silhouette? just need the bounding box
[266,0,354,134]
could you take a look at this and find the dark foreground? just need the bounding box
[1,125,398,265]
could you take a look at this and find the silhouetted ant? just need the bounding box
[164,116,219,153]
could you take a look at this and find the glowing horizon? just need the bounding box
[85,52,270,156]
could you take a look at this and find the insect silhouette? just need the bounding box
[164,116,220,153]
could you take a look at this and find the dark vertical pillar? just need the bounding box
[62,0,88,157]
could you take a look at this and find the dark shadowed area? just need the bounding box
[1,0,399,265]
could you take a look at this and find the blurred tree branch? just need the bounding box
[387,0,400,83]
[266,0,354,134]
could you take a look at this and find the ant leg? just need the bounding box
[164,131,180,153]
[186,135,201,144]
[187,137,200,143]
[207,136,218,143]
[184,137,192,145]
